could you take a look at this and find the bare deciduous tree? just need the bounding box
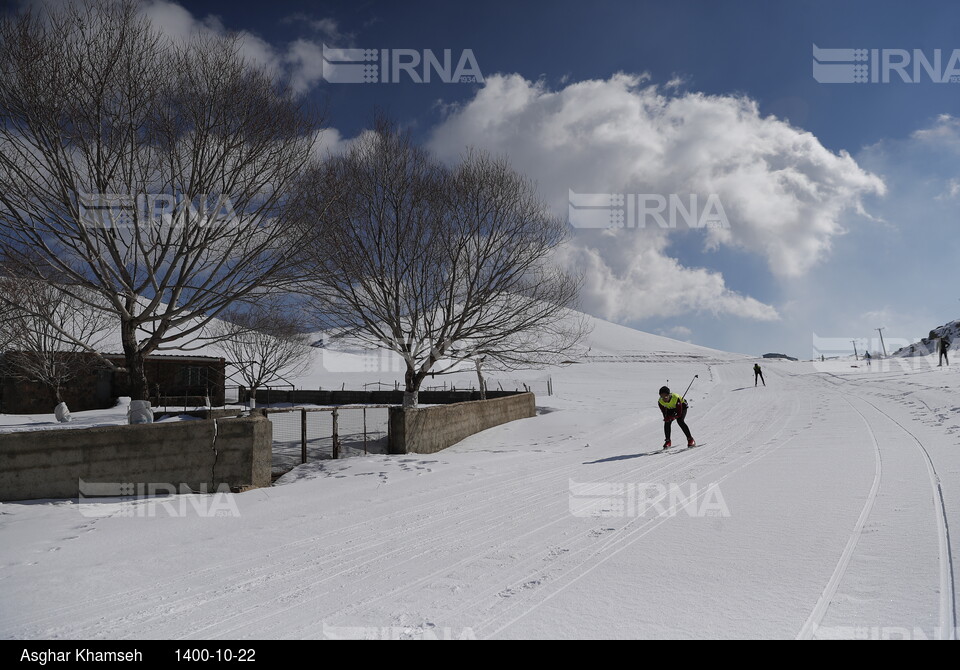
[211,302,314,408]
[295,119,587,407]
[0,0,320,410]
[0,274,112,406]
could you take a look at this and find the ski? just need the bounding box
[658,442,705,454]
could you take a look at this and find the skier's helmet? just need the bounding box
[658,386,670,396]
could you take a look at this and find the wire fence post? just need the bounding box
[301,408,307,464]
[363,407,368,455]
[332,408,340,459]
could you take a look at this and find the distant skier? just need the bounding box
[939,335,951,366]
[658,386,695,449]
[864,351,872,366]
[754,363,765,386]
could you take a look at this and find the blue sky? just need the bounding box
[16,0,960,358]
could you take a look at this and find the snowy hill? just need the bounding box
[286,311,747,393]
[579,317,746,363]
[891,319,959,358]
[91,306,226,359]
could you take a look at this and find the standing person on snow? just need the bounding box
[754,363,765,386]
[658,386,695,450]
[939,334,951,366]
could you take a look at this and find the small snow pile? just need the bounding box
[127,400,154,424]
[53,402,72,423]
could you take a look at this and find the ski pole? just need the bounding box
[681,374,698,399]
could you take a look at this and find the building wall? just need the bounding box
[109,356,226,406]
[0,367,113,414]
[0,354,226,414]
[0,416,270,501]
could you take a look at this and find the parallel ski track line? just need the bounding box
[807,372,956,640]
[478,386,813,638]
[854,394,957,640]
[795,392,883,640]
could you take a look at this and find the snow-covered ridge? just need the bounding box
[891,319,959,358]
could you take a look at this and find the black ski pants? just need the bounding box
[664,412,693,442]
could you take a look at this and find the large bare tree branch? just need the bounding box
[294,118,588,406]
[0,0,324,407]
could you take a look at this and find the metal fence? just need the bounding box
[147,385,244,412]
[418,376,553,396]
[264,406,391,479]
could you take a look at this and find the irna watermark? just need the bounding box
[568,190,729,230]
[77,192,239,230]
[813,44,960,83]
[78,479,240,518]
[321,622,477,640]
[568,479,729,518]
[813,625,960,640]
[811,332,951,371]
[321,45,482,84]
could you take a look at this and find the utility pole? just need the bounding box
[876,327,887,357]
[851,340,859,360]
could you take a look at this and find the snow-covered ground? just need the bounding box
[0,398,209,433]
[1,320,959,639]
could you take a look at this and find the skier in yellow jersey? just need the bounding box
[658,386,695,450]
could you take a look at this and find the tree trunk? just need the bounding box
[120,320,149,401]
[475,359,487,400]
[403,366,419,408]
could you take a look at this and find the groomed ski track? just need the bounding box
[1,359,957,639]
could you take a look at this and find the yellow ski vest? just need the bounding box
[658,393,684,410]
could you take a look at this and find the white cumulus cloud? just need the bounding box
[427,73,884,323]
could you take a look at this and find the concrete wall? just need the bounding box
[388,393,536,455]
[0,416,271,502]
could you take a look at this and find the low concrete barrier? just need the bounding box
[0,416,271,502]
[389,393,536,455]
